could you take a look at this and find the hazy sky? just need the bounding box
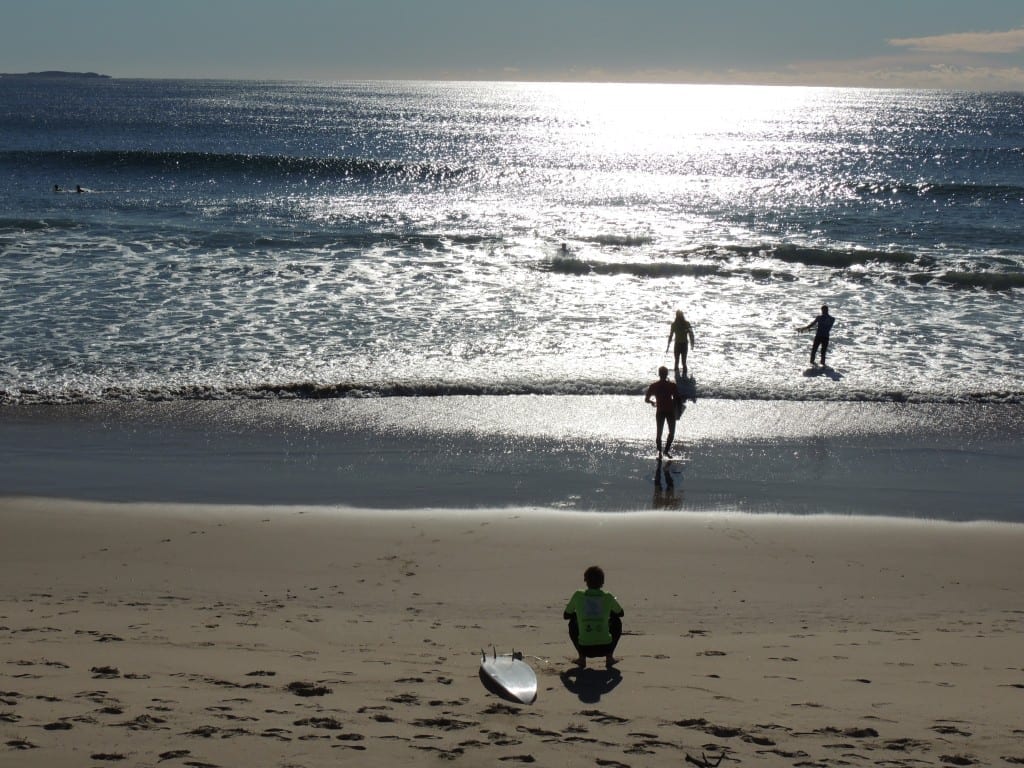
[3,0,1024,89]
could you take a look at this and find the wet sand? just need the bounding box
[1,397,1022,518]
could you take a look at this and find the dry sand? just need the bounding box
[2,497,1023,767]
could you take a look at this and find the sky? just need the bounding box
[2,0,1024,90]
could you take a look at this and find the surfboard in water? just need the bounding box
[479,648,537,705]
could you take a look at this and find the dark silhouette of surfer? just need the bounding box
[798,304,836,366]
[666,309,695,378]
[645,366,681,459]
[563,566,624,670]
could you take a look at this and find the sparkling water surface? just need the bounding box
[1,80,1022,404]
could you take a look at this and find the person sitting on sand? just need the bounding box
[666,309,696,378]
[798,304,836,367]
[645,365,681,459]
[563,565,624,669]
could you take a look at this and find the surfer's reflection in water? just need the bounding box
[653,458,682,509]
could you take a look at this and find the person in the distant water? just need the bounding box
[75,185,84,193]
[53,184,62,193]
[645,365,681,459]
[563,565,624,669]
[799,304,836,366]
[665,309,696,378]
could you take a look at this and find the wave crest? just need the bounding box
[3,381,1021,407]
[0,149,472,185]
[542,256,722,278]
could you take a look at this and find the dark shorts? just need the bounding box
[568,615,623,657]
[674,342,688,354]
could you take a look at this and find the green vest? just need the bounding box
[565,588,623,646]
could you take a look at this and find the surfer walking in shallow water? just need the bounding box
[645,366,681,459]
[666,309,695,378]
[799,304,836,367]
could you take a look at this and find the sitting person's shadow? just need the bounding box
[559,666,623,703]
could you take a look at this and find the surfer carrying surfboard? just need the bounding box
[563,566,625,669]
[645,366,681,459]
[666,309,696,379]
[798,304,836,367]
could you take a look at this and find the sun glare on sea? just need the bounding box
[523,82,833,159]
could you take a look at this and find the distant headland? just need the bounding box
[0,71,111,80]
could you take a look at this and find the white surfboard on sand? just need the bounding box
[479,648,537,704]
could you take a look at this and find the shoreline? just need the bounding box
[2,397,1022,520]
[2,499,1023,766]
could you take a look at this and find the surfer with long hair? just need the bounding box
[666,309,695,378]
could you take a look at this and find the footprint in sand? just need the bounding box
[516,725,561,738]
[579,709,629,724]
[387,693,420,705]
[481,703,523,715]
[333,733,367,750]
[260,727,292,741]
[412,716,479,731]
[157,750,191,760]
[932,724,972,737]
[285,681,331,697]
[113,714,168,730]
[939,755,977,766]
[294,716,343,730]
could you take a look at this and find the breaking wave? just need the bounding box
[542,243,1022,289]
[0,149,473,186]
[3,380,1021,406]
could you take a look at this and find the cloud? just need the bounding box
[889,27,1024,54]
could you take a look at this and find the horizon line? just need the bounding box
[4,71,1022,93]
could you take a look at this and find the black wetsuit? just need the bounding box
[810,313,835,364]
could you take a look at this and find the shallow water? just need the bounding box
[2,399,1021,519]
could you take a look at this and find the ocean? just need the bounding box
[1,78,1023,406]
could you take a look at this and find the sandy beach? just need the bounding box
[2,498,1023,767]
